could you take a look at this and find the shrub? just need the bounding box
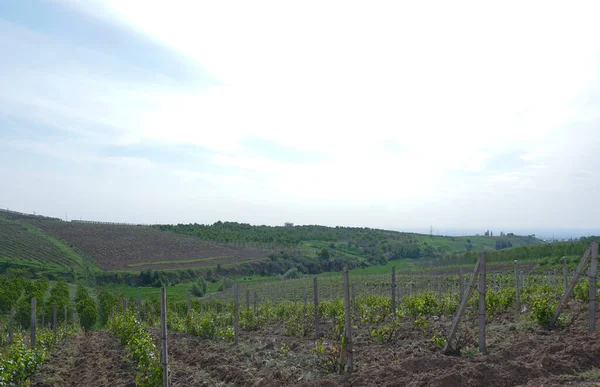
[218,278,235,292]
[98,289,119,325]
[282,267,301,280]
[75,286,98,330]
[191,278,208,297]
[107,313,162,386]
[530,292,558,328]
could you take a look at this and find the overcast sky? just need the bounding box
[1,1,599,232]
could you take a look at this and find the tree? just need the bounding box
[47,278,71,323]
[191,277,208,297]
[78,297,98,330]
[282,267,301,279]
[15,278,49,328]
[318,248,330,261]
[218,278,235,292]
[98,289,119,324]
[75,285,98,330]
[0,277,25,314]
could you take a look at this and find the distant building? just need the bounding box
[284,222,294,227]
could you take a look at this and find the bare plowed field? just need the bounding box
[31,313,600,387]
[31,330,137,387]
[25,220,272,271]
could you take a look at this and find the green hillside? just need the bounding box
[0,216,101,281]
[0,209,544,285]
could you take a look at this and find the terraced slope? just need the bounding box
[0,217,100,277]
[23,220,272,271]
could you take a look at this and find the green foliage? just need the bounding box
[402,292,440,318]
[191,277,208,297]
[46,278,71,323]
[282,267,301,280]
[15,278,49,328]
[0,276,25,313]
[279,343,291,357]
[218,278,234,292]
[486,287,516,317]
[529,292,558,328]
[432,332,447,349]
[107,312,162,387]
[75,286,98,330]
[0,325,79,385]
[370,318,400,343]
[98,289,119,325]
[574,279,590,304]
[311,338,344,373]
[168,309,235,341]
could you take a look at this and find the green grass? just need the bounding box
[126,256,233,267]
[98,281,224,303]
[0,217,102,282]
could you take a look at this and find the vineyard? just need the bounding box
[1,244,598,386]
[0,217,100,279]
[0,209,550,286]
[1,209,598,385]
[20,220,273,271]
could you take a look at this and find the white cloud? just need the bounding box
[75,0,600,155]
[2,1,600,228]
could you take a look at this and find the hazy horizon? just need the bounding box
[3,205,598,241]
[2,1,600,232]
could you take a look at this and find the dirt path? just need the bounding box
[31,330,137,387]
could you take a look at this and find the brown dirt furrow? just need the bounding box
[31,330,137,387]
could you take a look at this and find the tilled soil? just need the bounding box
[166,315,600,387]
[30,330,137,387]
[30,314,600,386]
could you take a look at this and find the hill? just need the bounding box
[1,209,544,283]
[0,216,100,280]
[20,220,273,271]
[159,222,541,258]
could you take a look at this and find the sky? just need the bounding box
[1,0,600,234]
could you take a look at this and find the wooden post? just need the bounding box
[342,267,353,373]
[187,292,191,315]
[459,269,464,300]
[160,287,169,387]
[254,291,258,315]
[52,304,57,336]
[41,315,44,328]
[562,256,568,290]
[304,286,308,328]
[552,247,592,325]
[313,277,320,338]
[437,276,442,304]
[246,289,250,311]
[123,298,127,314]
[31,297,36,348]
[233,282,239,344]
[137,295,141,321]
[515,260,521,313]
[444,254,482,353]
[64,305,68,327]
[521,271,525,290]
[589,242,598,332]
[479,253,486,353]
[9,309,14,344]
[391,266,396,315]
